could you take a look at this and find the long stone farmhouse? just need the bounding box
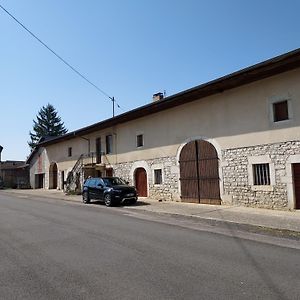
[27,48,300,210]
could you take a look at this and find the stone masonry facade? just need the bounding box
[222,140,300,209]
[113,140,300,209]
[113,156,180,201]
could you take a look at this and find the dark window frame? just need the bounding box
[136,134,144,148]
[106,135,113,154]
[96,137,102,163]
[253,163,270,185]
[68,147,72,157]
[154,169,163,185]
[273,100,289,122]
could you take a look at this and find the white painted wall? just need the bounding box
[30,68,300,194]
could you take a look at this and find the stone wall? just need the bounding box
[94,140,300,209]
[148,157,179,201]
[222,140,300,209]
[113,156,180,201]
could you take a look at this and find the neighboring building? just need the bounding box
[27,49,300,210]
[0,160,30,188]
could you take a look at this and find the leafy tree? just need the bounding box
[28,103,68,149]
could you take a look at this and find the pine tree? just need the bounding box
[28,103,68,149]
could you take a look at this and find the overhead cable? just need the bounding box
[0,4,124,112]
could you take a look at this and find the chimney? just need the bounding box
[152,92,164,102]
[0,145,3,162]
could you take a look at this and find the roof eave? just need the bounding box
[39,47,300,147]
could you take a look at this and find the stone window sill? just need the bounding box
[251,185,274,192]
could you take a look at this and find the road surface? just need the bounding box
[0,192,299,299]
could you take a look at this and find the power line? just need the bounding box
[0,4,124,114]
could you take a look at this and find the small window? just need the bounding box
[154,169,162,184]
[273,100,288,122]
[253,164,270,185]
[106,135,113,154]
[68,147,72,157]
[136,134,144,147]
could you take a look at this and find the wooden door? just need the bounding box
[179,141,199,203]
[52,163,58,189]
[179,140,220,204]
[135,168,147,197]
[106,168,113,177]
[49,163,58,189]
[198,140,220,204]
[293,164,300,209]
[61,171,65,190]
[35,174,44,188]
[96,138,101,164]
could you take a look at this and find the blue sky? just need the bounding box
[1,0,300,161]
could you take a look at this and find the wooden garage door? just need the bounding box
[179,140,220,204]
[293,164,300,209]
[135,168,147,197]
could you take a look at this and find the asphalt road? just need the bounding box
[0,192,300,300]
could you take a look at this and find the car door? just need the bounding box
[88,179,97,199]
[94,178,105,200]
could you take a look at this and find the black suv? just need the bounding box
[82,177,138,206]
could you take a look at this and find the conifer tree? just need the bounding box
[28,103,67,149]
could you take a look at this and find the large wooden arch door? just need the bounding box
[49,163,58,189]
[179,140,221,204]
[135,168,147,197]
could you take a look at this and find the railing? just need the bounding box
[65,154,84,193]
[66,152,115,193]
[65,152,103,193]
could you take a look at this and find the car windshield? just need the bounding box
[103,177,126,187]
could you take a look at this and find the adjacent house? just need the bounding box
[27,48,300,210]
[0,160,29,188]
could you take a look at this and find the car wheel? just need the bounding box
[104,194,113,207]
[130,198,137,205]
[82,191,90,204]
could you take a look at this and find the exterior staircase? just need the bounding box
[65,152,110,194]
[65,154,84,194]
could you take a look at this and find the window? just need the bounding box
[136,134,144,147]
[96,137,101,163]
[253,164,270,185]
[248,156,275,191]
[68,147,72,157]
[273,100,289,122]
[88,179,97,188]
[154,169,162,184]
[106,135,113,154]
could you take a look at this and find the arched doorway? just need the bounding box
[179,140,220,204]
[135,168,147,197]
[49,163,58,189]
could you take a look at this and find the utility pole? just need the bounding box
[112,97,115,117]
[0,145,3,162]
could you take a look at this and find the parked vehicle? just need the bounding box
[82,177,138,206]
[0,177,3,189]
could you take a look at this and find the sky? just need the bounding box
[1,0,300,161]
